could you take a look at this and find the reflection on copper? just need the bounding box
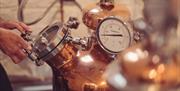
[148,69,157,79]
[152,55,160,64]
[45,42,114,90]
[157,64,165,74]
[99,81,107,86]
[124,51,139,62]
[82,1,130,30]
[76,51,80,57]
[123,48,148,63]
[79,55,94,64]
[46,43,78,70]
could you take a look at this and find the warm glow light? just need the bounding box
[136,48,144,58]
[90,8,99,13]
[143,50,149,57]
[100,81,107,86]
[124,52,139,62]
[152,55,160,64]
[149,69,157,79]
[157,64,165,74]
[124,49,149,62]
[80,55,94,63]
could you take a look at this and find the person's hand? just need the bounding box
[0,28,31,63]
[0,20,30,33]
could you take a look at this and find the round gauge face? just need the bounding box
[97,17,131,54]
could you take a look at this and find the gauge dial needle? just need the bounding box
[101,34,123,37]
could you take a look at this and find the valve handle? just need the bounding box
[21,31,33,41]
[66,17,79,29]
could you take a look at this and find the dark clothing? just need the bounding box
[0,64,13,91]
[52,69,69,91]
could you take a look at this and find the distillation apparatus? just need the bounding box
[20,0,179,91]
[20,0,135,91]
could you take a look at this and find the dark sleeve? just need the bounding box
[0,63,13,91]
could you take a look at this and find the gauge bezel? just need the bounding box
[32,22,69,61]
[96,16,132,54]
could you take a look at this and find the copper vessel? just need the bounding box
[82,0,130,30]
[26,19,115,91]
[47,43,114,91]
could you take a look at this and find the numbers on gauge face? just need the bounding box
[97,18,131,53]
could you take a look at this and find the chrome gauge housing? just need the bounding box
[96,16,133,54]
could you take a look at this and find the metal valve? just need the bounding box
[68,36,92,51]
[20,17,92,66]
[23,47,45,66]
[21,31,33,41]
[66,17,79,29]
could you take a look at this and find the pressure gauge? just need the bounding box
[96,17,132,54]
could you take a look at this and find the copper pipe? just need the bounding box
[59,0,64,22]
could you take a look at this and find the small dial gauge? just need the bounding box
[96,17,131,54]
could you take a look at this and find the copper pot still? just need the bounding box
[46,41,116,91]
[22,0,132,90]
[82,0,130,30]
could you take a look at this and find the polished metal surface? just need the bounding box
[27,19,123,91]
[23,3,133,90]
[30,24,116,90]
[30,22,69,62]
[96,16,133,54]
[20,0,179,91]
[26,17,81,66]
[47,43,114,91]
[82,1,130,30]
